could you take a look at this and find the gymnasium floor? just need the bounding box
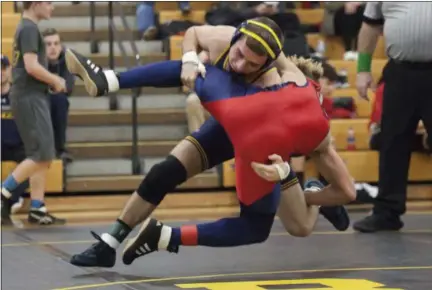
[1,212,431,290]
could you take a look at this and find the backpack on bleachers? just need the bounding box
[282,31,310,58]
[159,20,202,39]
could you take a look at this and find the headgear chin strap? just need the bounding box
[230,19,283,69]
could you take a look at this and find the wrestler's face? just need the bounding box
[319,77,335,97]
[228,38,268,74]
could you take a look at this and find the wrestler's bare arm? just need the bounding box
[308,134,356,205]
[274,52,307,84]
[183,25,236,62]
[252,52,307,87]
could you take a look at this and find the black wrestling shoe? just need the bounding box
[28,207,67,225]
[122,218,178,265]
[65,49,110,97]
[304,179,350,231]
[70,231,116,267]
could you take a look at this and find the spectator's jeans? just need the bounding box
[49,93,69,155]
[136,1,190,33]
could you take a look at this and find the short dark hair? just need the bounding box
[23,2,34,10]
[42,28,59,38]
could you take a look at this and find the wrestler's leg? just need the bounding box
[70,119,234,267]
[117,118,233,228]
[122,190,276,265]
[277,182,320,237]
[65,49,185,97]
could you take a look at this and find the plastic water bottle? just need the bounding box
[347,127,356,150]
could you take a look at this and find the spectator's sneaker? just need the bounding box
[353,214,403,233]
[28,207,66,225]
[122,218,178,265]
[355,183,378,204]
[11,197,24,214]
[1,194,13,225]
[343,51,358,61]
[180,5,191,15]
[70,231,116,267]
[142,26,158,41]
[58,151,74,163]
[65,49,118,97]
[305,179,350,231]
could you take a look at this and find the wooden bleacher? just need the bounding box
[155,1,215,12]
[305,151,432,183]
[159,10,207,24]
[1,160,64,193]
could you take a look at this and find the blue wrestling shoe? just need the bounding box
[304,179,350,231]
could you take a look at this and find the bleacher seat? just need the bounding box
[168,35,183,60]
[1,2,15,13]
[1,160,64,193]
[2,38,14,60]
[328,59,387,87]
[1,14,21,38]
[158,10,206,24]
[307,33,387,60]
[155,1,215,12]
[294,8,324,25]
[306,151,432,182]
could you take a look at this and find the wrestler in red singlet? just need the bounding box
[205,80,329,205]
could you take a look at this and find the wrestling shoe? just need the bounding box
[70,231,116,267]
[65,49,119,97]
[304,179,350,231]
[28,207,66,225]
[122,218,178,265]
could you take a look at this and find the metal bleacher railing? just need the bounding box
[89,2,142,175]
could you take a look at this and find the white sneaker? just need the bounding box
[343,51,358,61]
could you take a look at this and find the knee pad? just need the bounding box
[137,155,187,205]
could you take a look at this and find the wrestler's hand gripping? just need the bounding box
[181,51,206,90]
[251,154,291,182]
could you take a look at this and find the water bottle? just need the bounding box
[347,127,356,150]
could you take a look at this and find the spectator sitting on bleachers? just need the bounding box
[321,2,365,61]
[42,28,75,162]
[137,1,191,40]
[1,55,27,218]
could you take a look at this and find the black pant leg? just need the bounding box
[373,61,422,217]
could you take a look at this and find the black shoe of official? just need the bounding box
[353,214,403,233]
[1,194,13,225]
[28,208,67,225]
[304,179,350,231]
[65,48,109,97]
[70,231,116,267]
[122,218,178,265]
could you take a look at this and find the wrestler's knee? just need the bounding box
[137,155,187,205]
[285,224,313,238]
[186,92,201,110]
[170,139,204,178]
[243,213,274,244]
